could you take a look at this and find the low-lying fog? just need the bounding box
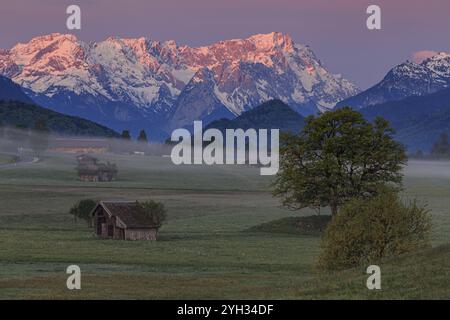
[404,160,450,179]
[2,126,450,179]
[0,126,172,157]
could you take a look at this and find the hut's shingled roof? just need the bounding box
[99,201,159,228]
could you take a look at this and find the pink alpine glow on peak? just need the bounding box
[0,32,359,119]
[247,32,295,53]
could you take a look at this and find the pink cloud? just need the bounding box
[411,50,438,63]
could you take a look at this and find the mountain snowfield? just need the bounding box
[337,51,450,109]
[0,32,359,135]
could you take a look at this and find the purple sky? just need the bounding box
[1,0,450,89]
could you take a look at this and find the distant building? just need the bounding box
[76,154,117,182]
[49,138,110,154]
[91,201,160,241]
[76,154,97,166]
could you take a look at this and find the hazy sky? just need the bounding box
[1,0,449,89]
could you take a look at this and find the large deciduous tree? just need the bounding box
[273,108,406,216]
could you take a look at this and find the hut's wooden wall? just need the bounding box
[92,206,157,241]
[125,229,157,241]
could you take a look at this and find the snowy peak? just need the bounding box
[248,32,295,53]
[337,54,450,110]
[183,32,295,70]
[10,33,83,67]
[421,51,450,79]
[0,32,359,132]
[385,61,446,86]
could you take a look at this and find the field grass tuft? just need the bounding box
[247,215,331,236]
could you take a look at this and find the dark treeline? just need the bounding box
[411,132,450,159]
[0,100,119,138]
[0,123,172,157]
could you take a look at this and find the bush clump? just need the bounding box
[138,200,167,227]
[317,189,432,271]
[69,199,97,224]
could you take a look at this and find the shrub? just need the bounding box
[138,200,167,227]
[69,199,97,224]
[317,189,432,271]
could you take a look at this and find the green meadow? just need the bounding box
[0,153,449,299]
[0,153,15,165]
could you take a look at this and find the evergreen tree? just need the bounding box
[121,130,131,140]
[431,132,450,157]
[137,129,148,143]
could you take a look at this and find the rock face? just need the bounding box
[336,52,450,109]
[0,32,359,135]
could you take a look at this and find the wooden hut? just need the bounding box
[76,155,117,182]
[91,201,160,241]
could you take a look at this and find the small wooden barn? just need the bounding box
[91,201,160,241]
[76,155,117,182]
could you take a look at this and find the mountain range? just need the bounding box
[2,32,450,152]
[0,32,359,137]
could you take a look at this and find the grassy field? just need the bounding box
[0,153,15,165]
[0,153,449,299]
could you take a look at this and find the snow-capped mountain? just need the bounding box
[0,32,359,135]
[422,52,450,79]
[336,52,450,109]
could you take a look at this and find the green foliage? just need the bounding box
[137,200,167,227]
[121,130,131,140]
[273,108,407,216]
[317,189,432,271]
[137,130,148,143]
[69,199,97,223]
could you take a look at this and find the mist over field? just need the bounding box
[0,126,449,299]
[0,126,173,158]
[404,160,450,179]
